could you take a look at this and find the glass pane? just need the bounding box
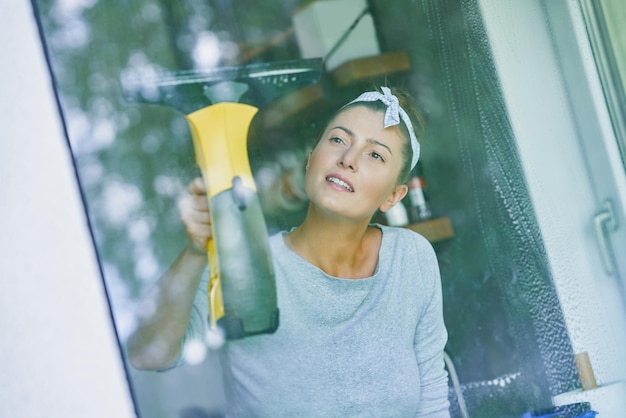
[370,2,578,415]
[579,0,626,173]
[34,0,579,416]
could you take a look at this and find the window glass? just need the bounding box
[580,0,626,171]
[35,0,578,416]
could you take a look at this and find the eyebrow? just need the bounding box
[332,126,393,155]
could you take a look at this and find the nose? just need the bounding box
[338,148,358,171]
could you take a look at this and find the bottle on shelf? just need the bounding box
[406,165,432,224]
[385,199,409,226]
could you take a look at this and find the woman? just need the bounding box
[128,86,450,417]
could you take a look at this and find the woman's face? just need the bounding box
[305,106,408,222]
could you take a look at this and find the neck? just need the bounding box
[285,209,381,279]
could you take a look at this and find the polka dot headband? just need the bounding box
[343,86,420,169]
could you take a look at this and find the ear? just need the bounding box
[379,184,408,213]
[305,150,313,170]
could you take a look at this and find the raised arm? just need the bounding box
[127,177,211,370]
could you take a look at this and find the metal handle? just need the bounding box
[594,199,618,275]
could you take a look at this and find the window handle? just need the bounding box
[594,199,618,276]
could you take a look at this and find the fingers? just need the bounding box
[185,177,209,210]
[179,177,212,253]
[180,177,209,215]
[189,176,206,195]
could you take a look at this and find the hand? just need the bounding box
[178,177,212,256]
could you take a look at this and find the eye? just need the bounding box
[329,136,345,145]
[369,151,385,162]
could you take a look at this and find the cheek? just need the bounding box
[371,175,402,203]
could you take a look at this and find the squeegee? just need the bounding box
[124,58,322,339]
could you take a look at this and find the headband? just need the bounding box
[343,86,420,169]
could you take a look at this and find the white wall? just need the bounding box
[478,0,626,415]
[0,1,135,417]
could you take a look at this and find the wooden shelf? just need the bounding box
[260,50,411,129]
[262,83,324,129]
[405,217,454,243]
[331,50,411,87]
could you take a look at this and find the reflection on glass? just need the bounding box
[35,0,581,416]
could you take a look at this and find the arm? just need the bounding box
[414,243,450,418]
[127,178,211,370]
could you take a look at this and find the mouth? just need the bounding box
[326,175,354,192]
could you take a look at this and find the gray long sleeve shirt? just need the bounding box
[184,225,450,417]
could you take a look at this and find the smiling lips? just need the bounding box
[326,175,354,192]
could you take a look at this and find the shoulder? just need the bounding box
[269,231,288,250]
[378,224,440,288]
[378,224,436,259]
[269,231,293,264]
